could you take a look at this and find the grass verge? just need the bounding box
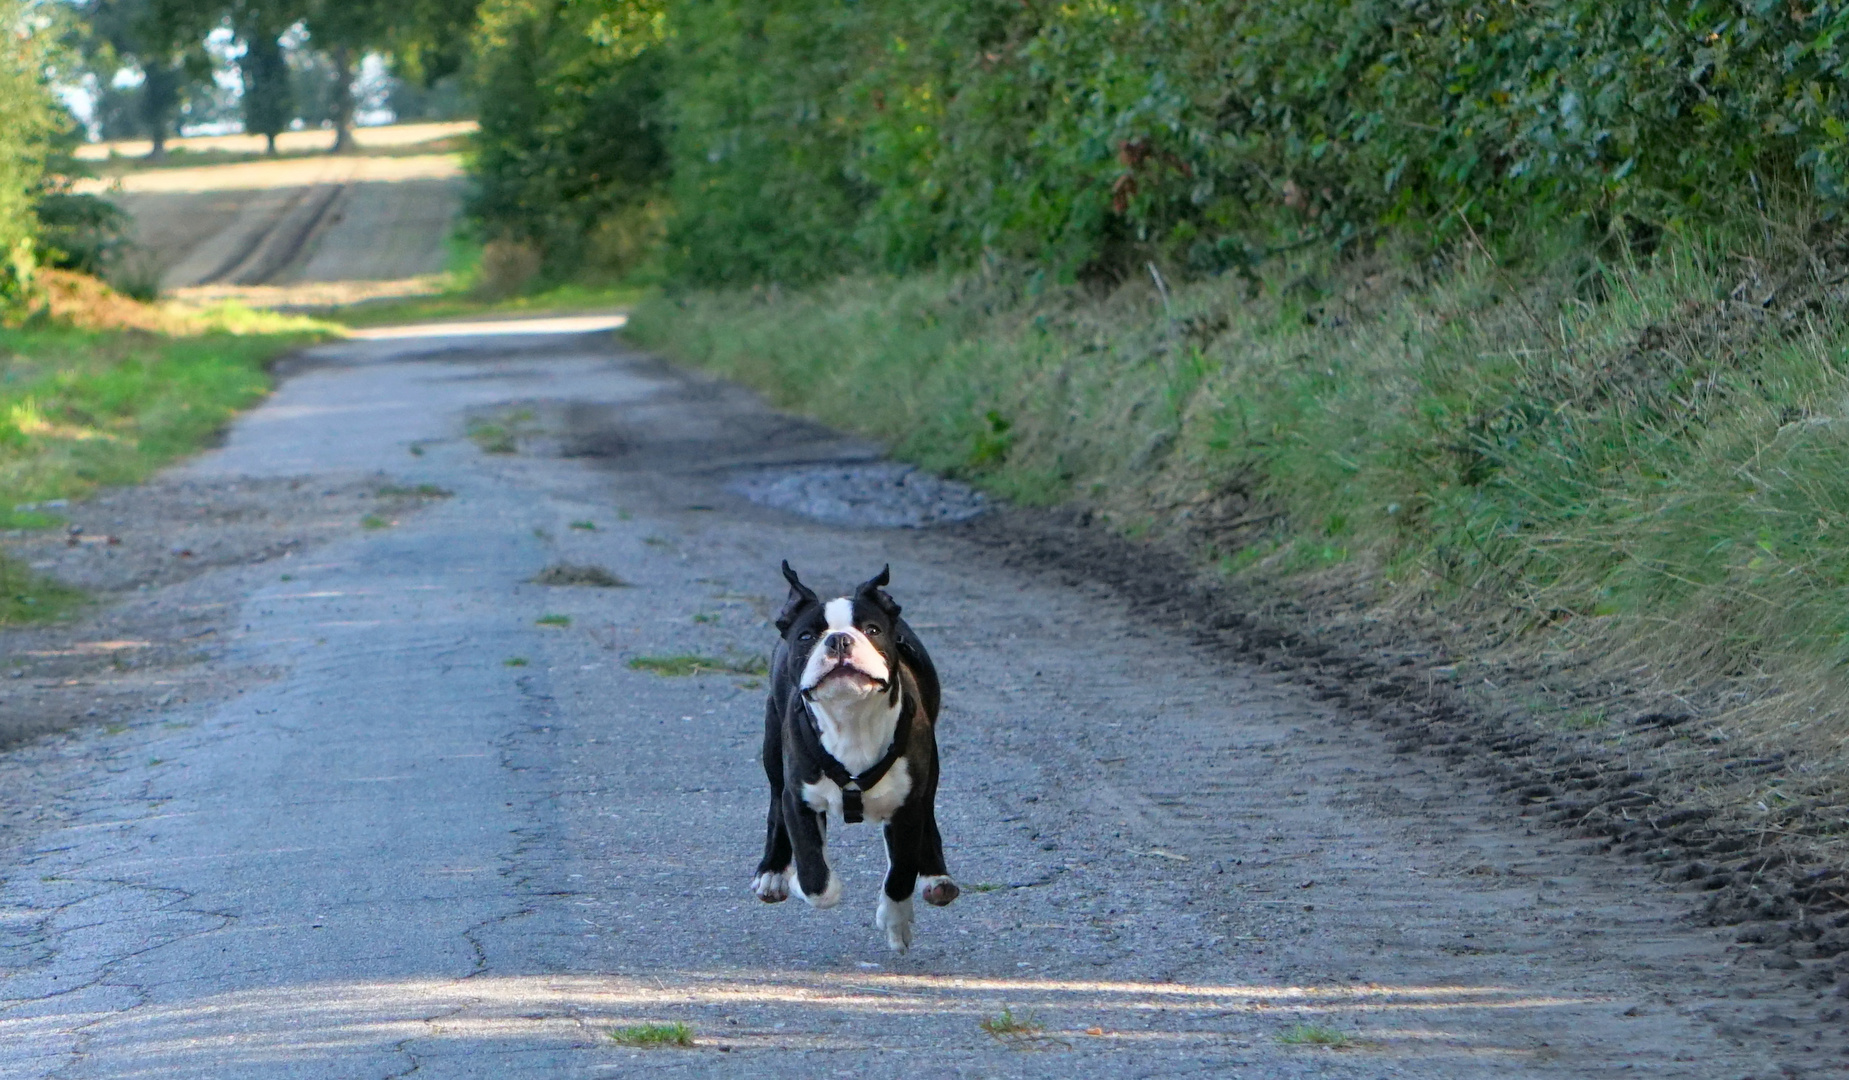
[326,278,642,329]
[625,213,1849,843]
[1,301,329,532]
[1,283,332,626]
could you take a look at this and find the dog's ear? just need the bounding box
[854,564,901,619]
[776,560,819,633]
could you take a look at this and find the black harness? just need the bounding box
[800,687,912,824]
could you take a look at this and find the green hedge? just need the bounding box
[481,0,1849,284]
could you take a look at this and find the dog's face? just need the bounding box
[776,563,902,705]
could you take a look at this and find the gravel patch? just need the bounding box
[727,462,986,528]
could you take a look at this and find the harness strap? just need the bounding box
[804,692,913,824]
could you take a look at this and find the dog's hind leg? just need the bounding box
[916,809,959,907]
[878,810,926,952]
[783,789,841,908]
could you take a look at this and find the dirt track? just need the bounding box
[0,322,1843,1076]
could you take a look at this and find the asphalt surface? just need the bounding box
[0,324,1811,1077]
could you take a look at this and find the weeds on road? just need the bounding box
[608,1022,693,1048]
[376,483,452,498]
[979,1007,1065,1050]
[359,514,392,530]
[503,657,528,667]
[629,654,767,677]
[536,614,570,626]
[531,563,628,587]
[466,415,523,454]
[1277,1023,1350,1048]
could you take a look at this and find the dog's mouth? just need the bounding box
[804,662,889,696]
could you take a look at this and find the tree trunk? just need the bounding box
[141,63,180,160]
[266,132,277,156]
[330,46,356,154]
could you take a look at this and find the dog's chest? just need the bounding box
[800,690,911,823]
[801,760,912,824]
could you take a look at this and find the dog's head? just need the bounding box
[776,561,903,705]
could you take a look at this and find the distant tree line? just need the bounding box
[70,0,478,157]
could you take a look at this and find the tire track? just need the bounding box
[198,182,346,287]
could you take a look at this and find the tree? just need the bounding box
[300,0,476,152]
[72,0,215,158]
[232,1,294,154]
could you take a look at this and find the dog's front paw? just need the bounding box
[751,869,790,903]
[791,870,843,909]
[918,875,960,907]
[877,893,915,953]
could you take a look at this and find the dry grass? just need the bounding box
[531,563,628,587]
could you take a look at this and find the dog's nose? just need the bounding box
[824,632,854,657]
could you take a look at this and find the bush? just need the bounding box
[467,0,670,276]
[639,0,1849,284]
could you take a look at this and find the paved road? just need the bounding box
[0,324,1803,1076]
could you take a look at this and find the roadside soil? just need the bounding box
[957,508,1849,990]
[0,323,1842,1076]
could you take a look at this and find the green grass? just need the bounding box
[1277,1023,1350,1048]
[359,514,392,530]
[0,311,330,531]
[536,613,571,626]
[607,1022,693,1048]
[623,217,1849,756]
[503,657,529,667]
[628,654,768,677]
[0,553,88,624]
[570,519,596,531]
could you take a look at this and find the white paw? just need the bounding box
[877,893,915,953]
[791,870,843,909]
[751,869,790,903]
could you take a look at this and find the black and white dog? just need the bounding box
[751,562,958,952]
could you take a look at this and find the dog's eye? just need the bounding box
[798,631,814,642]
[862,625,880,636]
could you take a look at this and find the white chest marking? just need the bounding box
[802,759,912,824]
[806,688,901,773]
